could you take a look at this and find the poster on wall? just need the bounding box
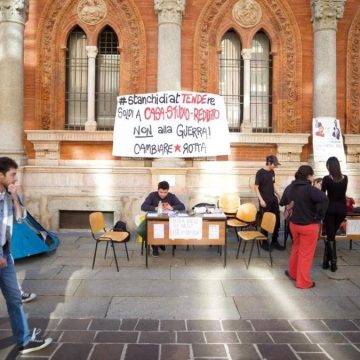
[112,91,231,158]
[312,117,346,164]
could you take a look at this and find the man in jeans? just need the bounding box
[0,157,52,354]
[255,155,285,251]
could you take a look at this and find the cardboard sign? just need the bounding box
[113,91,230,158]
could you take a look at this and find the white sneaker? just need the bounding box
[19,328,52,354]
[21,292,37,303]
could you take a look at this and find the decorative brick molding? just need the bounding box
[347,8,360,134]
[36,0,146,130]
[193,0,303,133]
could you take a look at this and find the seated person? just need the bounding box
[138,181,185,257]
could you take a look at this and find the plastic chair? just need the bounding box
[227,203,257,244]
[236,212,276,269]
[89,212,129,272]
[218,193,240,219]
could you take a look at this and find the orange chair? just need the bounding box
[218,193,240,219]
[89,212,129,272]
[227,203,258,244]
[236,212,276,269]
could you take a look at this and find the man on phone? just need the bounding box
[0,157,52,354]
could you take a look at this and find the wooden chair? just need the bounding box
[89,212,129,272]
[227,203,257,246]
[236,212,276,269]
[218,193,240,219]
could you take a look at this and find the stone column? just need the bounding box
[154,0,185,91]
[0,0,29,164]
[311,0,346,118]
[241,48,252,133]
[85,46,98,131]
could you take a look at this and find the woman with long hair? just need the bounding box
[282,165,328,289]
[322,157,348,272]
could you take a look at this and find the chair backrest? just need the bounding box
[89,212,106,235]
[236,203,257,223]
[260,212,276,234]
[218,193,240,213]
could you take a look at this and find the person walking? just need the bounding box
[255,155,284,251]
[0,157,52,354]
[321,156,348,272]
[282,165,328,289]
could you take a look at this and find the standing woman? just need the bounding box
[283,165,328,289]
[322,157,348,272]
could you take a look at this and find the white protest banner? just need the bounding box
[169,217,202,240]
[113,91,230,158]
[313,117,346,164]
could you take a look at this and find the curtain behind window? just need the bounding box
[219,31,243,132]
[65,27,88,130]
[96,27,120,130]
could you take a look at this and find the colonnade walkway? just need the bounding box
[0,230,359,359]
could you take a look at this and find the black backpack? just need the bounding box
[113,220,131,242]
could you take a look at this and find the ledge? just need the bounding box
[26,130,311,165]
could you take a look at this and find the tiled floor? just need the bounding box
[0,230,359,359]
[0,318,359,359]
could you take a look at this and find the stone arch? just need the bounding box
[36,0,146,129]
[194,0,302,133]
[346,8,360,134]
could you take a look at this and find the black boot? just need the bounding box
[322,241,330,270]
[330,241,337,272]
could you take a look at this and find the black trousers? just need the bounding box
[260,200,280,242]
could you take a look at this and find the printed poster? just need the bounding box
[113,91,230,158]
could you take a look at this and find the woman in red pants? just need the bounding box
[281,165,328,289]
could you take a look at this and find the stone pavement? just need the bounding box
[0,230,359,359]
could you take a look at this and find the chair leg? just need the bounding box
[242,241,247,254]
[104,242,109,259]
[92,241,99,269]
[256,241,260,256]
[234,227,240,242]
[246,241,256,269]
[268,240,273,267]
[124,242,129,261]
[111,241,119,272]
[141,238,144,256]
[236,236,243,259]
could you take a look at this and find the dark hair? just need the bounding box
[0,157,18,175]
[326,156,342,181]
[295,165,314,181]
[158,181,170,190]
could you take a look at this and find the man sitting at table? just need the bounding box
[139,181,185,257]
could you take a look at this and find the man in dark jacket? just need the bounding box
[139,181,185,257]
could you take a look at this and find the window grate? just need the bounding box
[96,27,120,131]
[65,27,88,130]
[219,30,244,132]
[250,32,273,133]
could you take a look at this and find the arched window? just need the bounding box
[250,31,272,132]
[219,30,243,132]
[96,26,120,130]
[65,27,88,130]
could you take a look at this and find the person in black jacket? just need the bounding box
[139,181,185,257]
[281,165,328,289]
[321,157,347,272]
